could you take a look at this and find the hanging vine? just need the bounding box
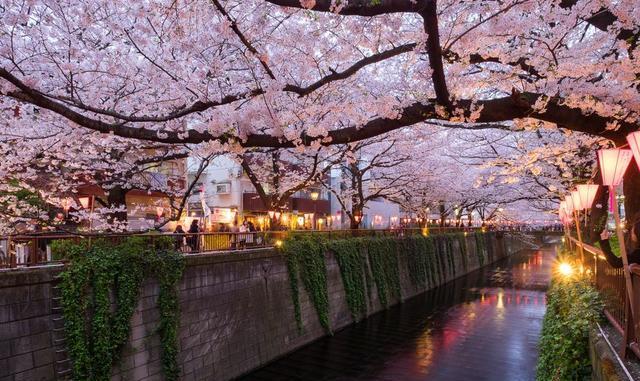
[475,231,486,267]
[457,233,469,271]
[404,236,430,290]
[445,234,456,277]
[54,236,184,381]
[283,231,490,332]
[328,239,369,320]
[282,235,331,333]
[367,237,402,307]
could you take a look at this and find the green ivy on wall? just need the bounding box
[283,231,497,335]
[282,235,331,333]
[328,239,368,320]
[403,236,430,290]
[366,237,402,308]
[474,232,486,267]
[457,233,469,271]
[53,237,184,381]
[445,234,456,277]
[536,276,603,380]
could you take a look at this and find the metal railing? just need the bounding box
[569,236,639,359]
[0,227,477,269]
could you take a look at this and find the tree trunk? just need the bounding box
[586,172,608,244]
[624,163,640,249]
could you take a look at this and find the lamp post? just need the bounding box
[310,191,319,230]
[61,198,72,218]
[598,148,634,322]
[571,189,585,262]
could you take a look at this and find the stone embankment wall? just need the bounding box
[0,232,533,381]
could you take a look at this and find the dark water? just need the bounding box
[240,248,555,381]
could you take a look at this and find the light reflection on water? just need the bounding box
[240,249,554,381]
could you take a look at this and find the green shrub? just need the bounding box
[536,274,603,381]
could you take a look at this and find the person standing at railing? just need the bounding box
[173,225,185,252]
[599,216,640,268]
[188,220,200,252]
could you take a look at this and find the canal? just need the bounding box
[239,247,555,381]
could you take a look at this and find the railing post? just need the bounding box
[8,236,15,268]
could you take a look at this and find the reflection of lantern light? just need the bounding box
[354,215,362,222]
[598,149,633,187]
[576,184,599,210]
[310,191,319,201]
[79,196,90,209]
[281,214,289,223]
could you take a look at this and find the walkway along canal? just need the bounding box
[240,247,555,381]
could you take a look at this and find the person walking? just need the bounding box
[173,225,186,252]
[188,219,200,252]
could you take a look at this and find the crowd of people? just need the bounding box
[172,219,260,252]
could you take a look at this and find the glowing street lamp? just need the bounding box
[310,191,319,229]
[627,131,640,170]
[564,195,574,214]
[598,147,635,315]
[576,184,599,210]
[571,190,583,211]
[61,198,72,217]
[78,196,91,209]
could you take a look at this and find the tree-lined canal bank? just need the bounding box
[240,248,554,381]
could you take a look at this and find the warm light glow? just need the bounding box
[557,262,574,278]
[275,211,281,220]
[78,196,90,209]
[627,131,640,171]
[268,210,275,219]
[571,190,583,211]
[297,216,304,226]
[576,184,599,210]
[564,195,574,213]
[597,148,633,187]
[155,206,164,218]
[310,191,319,201]
[61,198,72,212]
[274,240,283,248]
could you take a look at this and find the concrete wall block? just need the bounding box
[13,364,53,381]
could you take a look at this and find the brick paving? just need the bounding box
[239,249,554,381]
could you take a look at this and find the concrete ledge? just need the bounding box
[590,327,626,381]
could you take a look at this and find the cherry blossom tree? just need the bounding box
[323,134,414,229]
[1,0,639,225]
